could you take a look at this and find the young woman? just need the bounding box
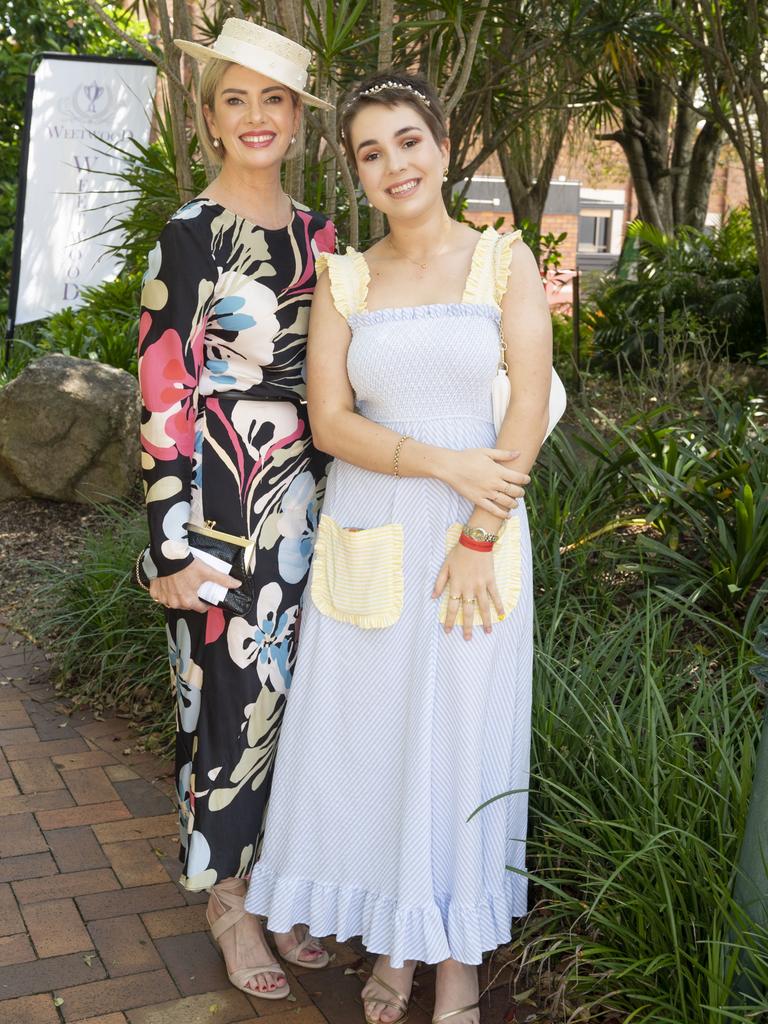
[138,19,337,999]
[245,71,555,1024]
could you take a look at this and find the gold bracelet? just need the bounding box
[135,552,151,592]
[392,434,410,477]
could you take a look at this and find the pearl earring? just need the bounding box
[291,135,296,144]
[213,138,220,148]
[442,171,448,182]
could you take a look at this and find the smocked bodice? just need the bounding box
[316,227,521,428]
[347,304,500,424]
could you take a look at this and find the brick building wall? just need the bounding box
[539,214,579,266]
[463,210,579,266]
[470,135,754,233]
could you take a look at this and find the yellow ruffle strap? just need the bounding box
[315,247,370,319]
[492,229,523,307]
[462,227,500,306]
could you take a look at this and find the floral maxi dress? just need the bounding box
[138,198,335,891]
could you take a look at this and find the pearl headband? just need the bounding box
[340,81,431,140]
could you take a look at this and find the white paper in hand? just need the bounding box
[190,546,233,606]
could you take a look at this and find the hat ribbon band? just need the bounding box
[212,36,308,92]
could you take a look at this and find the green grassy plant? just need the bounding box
[31,501,172,750]
[514,589,767,1022]
[34,273,142,375]
[1,274,142,385]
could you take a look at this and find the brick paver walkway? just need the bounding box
[0,628,519,1024]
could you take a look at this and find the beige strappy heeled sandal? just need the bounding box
[206,880,290,1000]
[432,1004,480,1024]
[361,972,410,1024]
[279,925,331,970]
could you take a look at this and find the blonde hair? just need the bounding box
[195,59,301,168]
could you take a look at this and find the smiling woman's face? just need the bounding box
[350,102,449,220]
[204,63,300,170]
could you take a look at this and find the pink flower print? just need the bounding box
[313,219,336,256]
[139,314,204,458]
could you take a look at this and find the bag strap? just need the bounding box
[494,231,522,373]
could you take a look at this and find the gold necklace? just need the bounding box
[387,225,453,272]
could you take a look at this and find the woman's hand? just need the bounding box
[437,449,529,517]
[433,543,504,641]
[149,560,241,613]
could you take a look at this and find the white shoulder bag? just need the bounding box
[492,314,567,439]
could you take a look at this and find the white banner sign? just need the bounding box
[14,55,157,325]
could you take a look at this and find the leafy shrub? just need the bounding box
[0,325,39,388]
[93,98,208,276]
[551,310,593,371]
[516,218,568,272]
[583,210,766,362]
[31,272,142,375]
[571,398,768,631]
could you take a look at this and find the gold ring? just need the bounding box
[449,595,461,602]
[462,597,476,604]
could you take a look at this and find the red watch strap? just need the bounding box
[458,533,493,552]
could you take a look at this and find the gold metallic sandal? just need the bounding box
[361,971,410,1024]
[206,881,290,1000]
[279,925,331,970]
[432,1004,480,1024]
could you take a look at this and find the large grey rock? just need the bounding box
[0,354,140,502]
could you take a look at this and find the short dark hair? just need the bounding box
[339,70,447,167]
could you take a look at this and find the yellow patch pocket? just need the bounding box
[311,515,404,628]
[438,518,522,625]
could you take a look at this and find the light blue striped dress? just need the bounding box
[245,229,533,967]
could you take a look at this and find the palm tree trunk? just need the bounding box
[369,0,395,243]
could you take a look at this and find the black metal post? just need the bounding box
[4,57,37,367]
[572,269,581,380]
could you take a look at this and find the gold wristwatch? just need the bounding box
[461,525,500,544]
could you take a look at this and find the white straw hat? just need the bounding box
[175,19,333,111]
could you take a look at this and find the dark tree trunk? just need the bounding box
[497,112,570,236]
[598,68,723,234]
[684,119,723,229]
[671,74,697,226]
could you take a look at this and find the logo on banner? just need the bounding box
[60,79,112,124]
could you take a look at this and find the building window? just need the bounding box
[579,210,611,252]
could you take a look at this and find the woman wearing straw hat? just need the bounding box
[137,18,336,998]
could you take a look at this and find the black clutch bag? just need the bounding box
[134,521,256,618]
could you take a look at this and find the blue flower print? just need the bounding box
[212,295,258,333]
[173,199,206,220]
[192,425,204,490]
[226,582,297,690]
[277,471,318,585]
[205,357,237,388]
[169,618,202,734]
